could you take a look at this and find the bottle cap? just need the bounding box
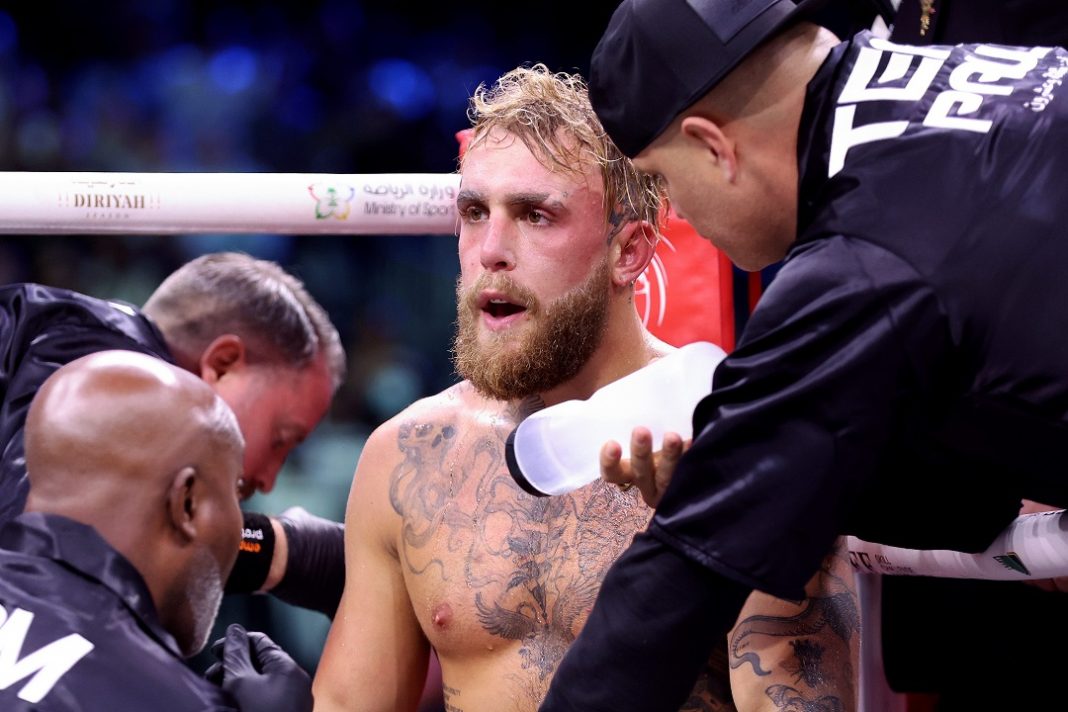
[506,428,548,496]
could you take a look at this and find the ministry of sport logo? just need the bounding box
[308,182,356,220]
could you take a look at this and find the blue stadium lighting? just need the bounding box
[368,59,435,121]
[208,46,258,94]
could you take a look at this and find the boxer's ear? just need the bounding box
[611,220,658,287]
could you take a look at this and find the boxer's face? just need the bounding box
[453,128,613,399]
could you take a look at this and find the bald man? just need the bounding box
[0,350,310,711]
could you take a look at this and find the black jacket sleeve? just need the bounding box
[271,510,346,618]
[1,285,167,525]
[540,532,751,712]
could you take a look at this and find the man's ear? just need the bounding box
[167,466,198,542]
[611,220,659,287]
[197,335,246,385]
[681,115,737,183]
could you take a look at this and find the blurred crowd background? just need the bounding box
[0,0,874,689]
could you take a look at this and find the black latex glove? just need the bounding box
[205,624,313,712]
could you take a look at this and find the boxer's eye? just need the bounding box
[460,204,486,222]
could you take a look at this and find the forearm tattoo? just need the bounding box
[765,685,844,712]
[729,545,859,711]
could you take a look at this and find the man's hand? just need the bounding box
[599,426,688,508]
[206,624,313,712]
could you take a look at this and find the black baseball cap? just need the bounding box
[590,0,826,157]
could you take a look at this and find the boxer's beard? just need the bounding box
[453,257,611,400]
[181,545,225,657]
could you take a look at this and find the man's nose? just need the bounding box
[479,216,517,272]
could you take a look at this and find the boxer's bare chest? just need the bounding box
[386,401,650,704]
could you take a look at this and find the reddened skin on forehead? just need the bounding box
[461,128,608,223]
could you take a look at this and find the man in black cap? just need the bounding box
[540,2,1068,711]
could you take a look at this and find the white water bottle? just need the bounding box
[506,341,727,496]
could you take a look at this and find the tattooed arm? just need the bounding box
[727,539,860,712]
[313,420,431,712]
[1019,500,1068,593]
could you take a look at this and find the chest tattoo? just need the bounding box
[388,411,649,693]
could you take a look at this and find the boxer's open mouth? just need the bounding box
[477,290,528,329]
[484,298,525,318]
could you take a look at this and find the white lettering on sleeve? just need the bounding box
[923,90,992,132]
[949,46,1050,96]
[828,40,1048,177]
[829,105,909,177]
[0,605,95,703]
[838,43,949,104]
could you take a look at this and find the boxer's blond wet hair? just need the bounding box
[465,64,663,233]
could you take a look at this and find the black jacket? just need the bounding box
[0,284,173,526]
[655,31,1068,599]
[543,32,1068,712]
[0,512,236,711]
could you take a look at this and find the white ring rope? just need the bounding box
[4,171,1062,583]
[847,510,1068,580]
[0,172,460,235]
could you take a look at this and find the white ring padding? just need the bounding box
[0,172,460,235]
[847,509,1068,580]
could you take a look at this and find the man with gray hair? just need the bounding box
[0,252,347,607]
